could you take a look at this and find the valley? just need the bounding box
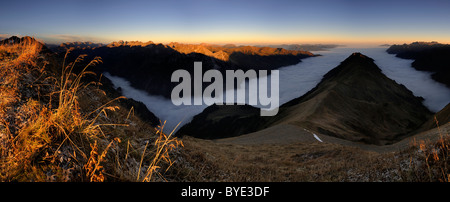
[1,36,449,182]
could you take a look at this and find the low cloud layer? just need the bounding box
[42,34,106,44]
[106,47,450,132]
[278,47,450,112]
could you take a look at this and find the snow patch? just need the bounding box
[313,134,323,142]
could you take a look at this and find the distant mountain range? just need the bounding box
[177,53,434,145]
[48,41,338,52]
[2,35,448,182]
[387,42,450,88]
[1,36,49,53]
[256,44,340,51]
[0,36,161,127]
[55,40,315,98]
[3,36,446,146]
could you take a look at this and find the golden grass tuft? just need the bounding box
[1,47,117,181]
[1,42,182,181]
[401,117,449,182]
[138,120,183,182]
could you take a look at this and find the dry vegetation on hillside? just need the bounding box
[0,38,448,182]
[0,39,182,182]
[171,122,449,182]
[400,120,449,182]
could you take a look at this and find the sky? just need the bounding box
[1,0,449,46]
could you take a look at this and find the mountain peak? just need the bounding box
[344,52,374,63]
[0,36,40,45]
[178,52,432,145]
[0,36,49,53]
[107,40,154,47]
[322,52,379,81]
[282,52,431,144]
[350,52,368,58]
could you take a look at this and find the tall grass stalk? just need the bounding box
[137,120,183,182]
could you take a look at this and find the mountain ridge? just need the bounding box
[387,42,450,87]
[177,52,433,145]
[59,40,315,99]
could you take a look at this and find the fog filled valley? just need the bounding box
[1,36,449,182]
[105,47,450,132]
[3,0,450,189]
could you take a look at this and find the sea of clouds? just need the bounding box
[105,47,450,132]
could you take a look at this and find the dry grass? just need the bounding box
[2,37,446,182]
[0,41,182,182]
[170,136,401,182]
[137,121,183,182]
[400,118,449,182]
[171,120,449,182]
[1,48,117,181]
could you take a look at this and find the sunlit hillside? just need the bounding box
[0,37,182,182]
[0,36,449,182]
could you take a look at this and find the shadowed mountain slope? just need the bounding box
[387,42,450,88]
[61,41,314,98]
[177,53,433,145]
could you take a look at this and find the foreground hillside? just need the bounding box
[172,122,449,182]
[1,36,448,182]
[0,36,182,181]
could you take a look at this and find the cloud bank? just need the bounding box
[105,47,450,132]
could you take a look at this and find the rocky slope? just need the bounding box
[177,53,433,145]
[0,36,50,54]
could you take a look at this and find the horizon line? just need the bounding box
[2,34,449,48]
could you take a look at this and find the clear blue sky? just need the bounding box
[1,0,449,45]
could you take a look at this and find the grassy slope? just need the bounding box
[272,53,431,145]
[172,53,449,182]
[0,38,182,182]
[177,53,432,146]
[2,37,447,182]
[172,122,449,182]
